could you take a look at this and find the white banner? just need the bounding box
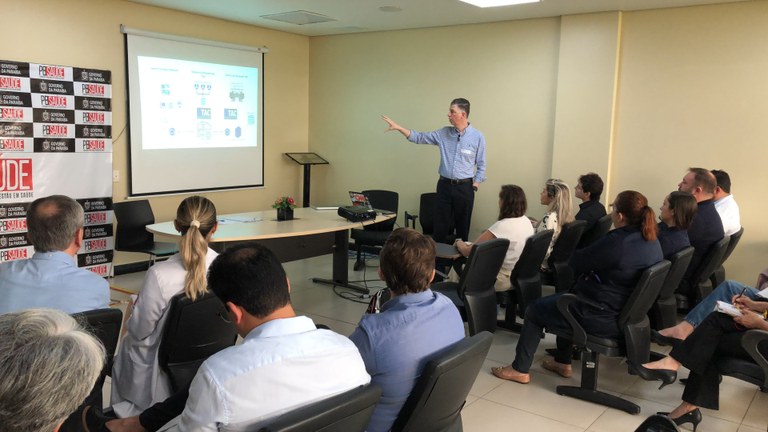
[0,59,113,276]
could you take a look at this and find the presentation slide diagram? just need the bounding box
[137,56,258,150]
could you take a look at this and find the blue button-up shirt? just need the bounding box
[0,251,109,314]
[350,289,464,432]
[408,125,487,183]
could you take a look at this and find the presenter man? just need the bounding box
[382,98,486,243]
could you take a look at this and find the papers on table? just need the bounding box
[218,215,262,224]
[758,287,768,299]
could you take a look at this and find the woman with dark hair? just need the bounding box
[657,191,697,258]
[455,184,534,291]
[491,190,663,384]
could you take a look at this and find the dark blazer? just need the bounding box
[657,222,691,259]
[569,225,663,337]
[575,200,607,232]
[680,199,724,293]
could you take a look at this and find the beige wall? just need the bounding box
[5,0,310,265]
[6,0,765,281]
[309,2,767,284]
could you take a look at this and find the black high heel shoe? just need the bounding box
[627,361,677,389]
[651,330,683,347]
[657,408,702,432]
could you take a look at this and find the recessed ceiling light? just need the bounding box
[379,6,402,12]
[459,0,539,8]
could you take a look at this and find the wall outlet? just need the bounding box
[113,170,120,182]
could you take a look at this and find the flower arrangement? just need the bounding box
[272,196,297,210]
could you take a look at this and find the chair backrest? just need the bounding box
[255,385,382,432]
[720,226,744,266]
[619,260,671,329]
[459,238,510,296]
[363,190,399,232]
[113,199,156,250]
[510,230,554,315]
[72,307,123,374]
[158,292,238,393]
[656,246,695,301]
[547,220,588,268]
[459,238,509,334]
[391,332,493,432]
[690,236,730,285]
[633,414,680,432]
[578,214,613,248]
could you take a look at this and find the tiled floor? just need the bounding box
[109,254,767,432]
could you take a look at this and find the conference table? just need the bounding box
[146,207,395,293]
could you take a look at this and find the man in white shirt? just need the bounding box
[711,169,741,237]
[163,243,370,432]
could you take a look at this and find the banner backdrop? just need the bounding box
[0,60,113,277]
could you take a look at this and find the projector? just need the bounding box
[338,206,377,222]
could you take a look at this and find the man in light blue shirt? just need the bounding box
[383,98,486,242]
[350,228,465,432]
[0,195,109,314]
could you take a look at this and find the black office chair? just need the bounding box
[113,200,178,270]
[391,332,493,432]
[255,385,382,432]
[71,308,123,408]
[497,230,554,332]
[716,329,768,392]
[710,227,744,288]
[633,414,680,432]
[676,236,730,310]
[158,292,238,393]
[541,220,588,293]
[577,214,612,249]
[432,238,510,335]
[404,192,456,244]
[351,190,399,271]
[649,246,695,330]
[550,260,671,414]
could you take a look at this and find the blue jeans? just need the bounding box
[684,280,760,327]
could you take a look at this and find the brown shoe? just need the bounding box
[491,366,531,384]
[542,359,573,378]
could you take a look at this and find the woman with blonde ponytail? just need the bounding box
[111,196,218,417]
[492,190,663,385]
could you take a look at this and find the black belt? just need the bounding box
[439,176,472,185]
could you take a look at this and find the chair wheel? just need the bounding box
[353,260,365,271]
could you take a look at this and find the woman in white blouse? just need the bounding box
[111,196,218,417]
[536,178,573,269]
[455,185,535,291]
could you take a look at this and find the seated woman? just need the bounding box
[111,196,218,417]
[455,184,534,291]
[640,295,768,431]
[491,190,662,383]
[657,191,697,259]
[536,178,573,269]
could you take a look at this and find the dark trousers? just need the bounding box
[434,179,474,243]
[139,389,189,431]
[670,312,764,410]
[512,293,573,373]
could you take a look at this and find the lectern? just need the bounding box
[284,152,329,207]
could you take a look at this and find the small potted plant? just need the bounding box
[272,196,297,221]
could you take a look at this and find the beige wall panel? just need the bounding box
[614,2,768,283]
[552,12,620,205]
[309,19,561,240]
[4,0,309,265]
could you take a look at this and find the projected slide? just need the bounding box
[137,56,258,150]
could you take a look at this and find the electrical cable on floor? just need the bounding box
[331,251,386,303]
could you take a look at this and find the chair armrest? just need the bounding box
[404,211,418,229]
[555,293,605,346]
[742,329,768,389]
